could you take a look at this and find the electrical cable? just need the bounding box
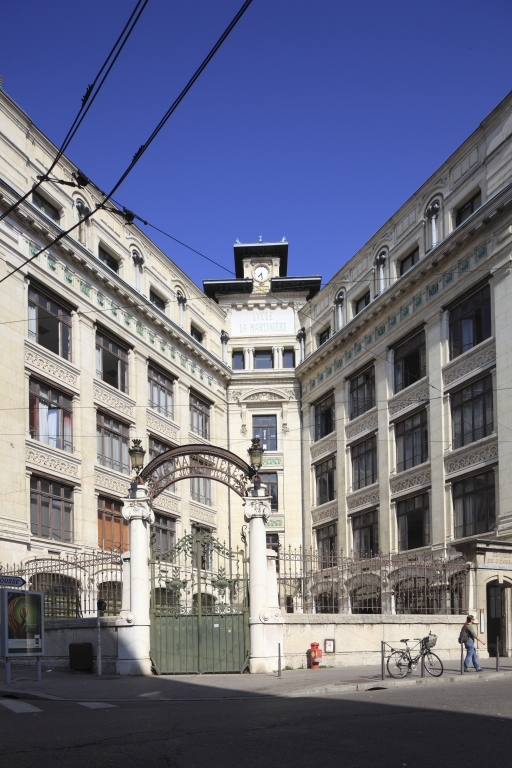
[0,0,255,286]
[0,0,151,225]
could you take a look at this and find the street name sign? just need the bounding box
[0,575,26,588]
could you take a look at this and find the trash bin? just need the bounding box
[69,642,93,672]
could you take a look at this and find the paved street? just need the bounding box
[1,676,511,768]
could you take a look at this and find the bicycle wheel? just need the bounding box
[387,651,409,678]
[424,652,443,677]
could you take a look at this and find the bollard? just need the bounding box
[36,658,42,682]
[278,643,282,678]
[381,641,386,681]
[460,641,464,675]
[421,653,425,678]
[496,636,500,672]
[5,659,11,685]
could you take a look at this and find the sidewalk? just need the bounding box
[1,657,511,702]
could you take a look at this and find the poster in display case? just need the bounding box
[0,590,44,656]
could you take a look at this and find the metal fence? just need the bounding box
[278,549,468,615]
[0,550,123,619]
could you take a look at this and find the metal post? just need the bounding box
[421,652,425,677]
[196,534,202,675]
[381,641,385,681]
[460,641,464,675]
[278,643,282,678]
[36,658,41,682]
[5,659,11,685]
[496,636,500,672]
[97,610,102,677]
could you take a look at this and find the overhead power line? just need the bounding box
[0,0,255,286]
[0,0,151,224]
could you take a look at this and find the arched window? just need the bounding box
[31,573,80,618]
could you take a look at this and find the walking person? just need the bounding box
[459,615,486,672]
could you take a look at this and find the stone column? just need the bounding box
[426,200,440,249]
[296,328,306,363]
[374,252,386,296]
[177,292,187,328]
[116,483,154,675]
[334,294,344,331]
[245,483,284,674]
[220,330,229,364]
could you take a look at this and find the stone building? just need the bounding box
[3,85,512,649]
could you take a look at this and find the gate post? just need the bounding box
[245,483,284,674]
[116,483,154,676]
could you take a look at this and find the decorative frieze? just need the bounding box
[189,504,216,527]
[26,444,79,478]
[153,494,180,514]
[262,455,283,466]
[93,381,135,419]
[94,469,130,496]
[445,435,498,476]
[390,464,431,495]
[146,409,179,442]
[228,390,243,402]
[25,341,79,389]
[443,338,496,388]
[244,391,283,402]
[312,502,338,525]
[346,484,380,510]
[388,379,429,417]
[311,438,337,461]
[345,409,378,442]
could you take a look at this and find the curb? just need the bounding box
[287,669,512,697]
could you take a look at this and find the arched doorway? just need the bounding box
[139,443,254,674]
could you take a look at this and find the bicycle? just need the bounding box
[386,633,443,678]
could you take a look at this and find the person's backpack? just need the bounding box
[458,627,470,644]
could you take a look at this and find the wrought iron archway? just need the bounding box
[140,443,254,501]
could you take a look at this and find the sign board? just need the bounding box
[324,639,335,654]
[0,590,44,656]
[230,307,295,338]
[0,575,26,588]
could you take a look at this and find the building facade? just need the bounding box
[3,87,512,640]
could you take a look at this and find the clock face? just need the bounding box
[253,265,269,282]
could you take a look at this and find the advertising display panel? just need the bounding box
[0,590,44,656]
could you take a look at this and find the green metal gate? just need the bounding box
[150,531,249,674]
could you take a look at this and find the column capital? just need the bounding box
[121,486,154,524]
[244,495,271,523]
[425,199,441,219]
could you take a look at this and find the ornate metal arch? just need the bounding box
[140,443,254,501]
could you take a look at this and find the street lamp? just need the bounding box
[129,438,146,477]
[247,437,264,486]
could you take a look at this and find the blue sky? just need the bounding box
[2,0,512,288]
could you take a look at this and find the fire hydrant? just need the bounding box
[310,642,322,670]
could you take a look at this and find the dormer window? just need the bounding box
[318,327,331,347]
[456,190,481,227]
[150,290,165,311]
[400,247,419,276]
[191,325,203,344]
[355,292,370,315]
[98,246,119,273]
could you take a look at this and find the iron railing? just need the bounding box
[278,548,468,615]
[0,550,123,619]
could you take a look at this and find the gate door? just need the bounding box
[150,531,249,674]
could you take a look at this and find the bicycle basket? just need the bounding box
[426,633,437,648]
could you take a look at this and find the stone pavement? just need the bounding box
[1,656,511,702]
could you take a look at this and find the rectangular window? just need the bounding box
[190,325,203,343]
[30,476,73,542]
[253,414,277,451]
[317,523,337,567]
[190,392,210,439]
[32,191,60,222]
[152,513,176,552]
[350,366,375,419]
[260,472,278,510]
[96,331,129,393]
[150,290,165,311]
[283,349,295,368]
[395,409,428,472]
[449,284,491,360]
[315,456,336,505]
[453,470,495,539]
[314,393,335,442]
[29,379,73,452]
[28,285,71,360]
[394,330,426,393]
[456,191,481,227]
[148,365,173,419]
[351,435,377,490]
[232,351,245,370]
[96,412,130,474]
[318,327,331,347]
[452,374,493,449]
[148,435,175,491]
[254,350,273,369]
[190,468,212,506]
[352,510,378,557]
[400,247,419,276]
[98,246,119,273]
[97,497,129,552]
[266,533,280,573]
[355,291,370,315]
[397,493,430,551]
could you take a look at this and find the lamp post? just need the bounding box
[247,437,264,488]
[129,438,146,476]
